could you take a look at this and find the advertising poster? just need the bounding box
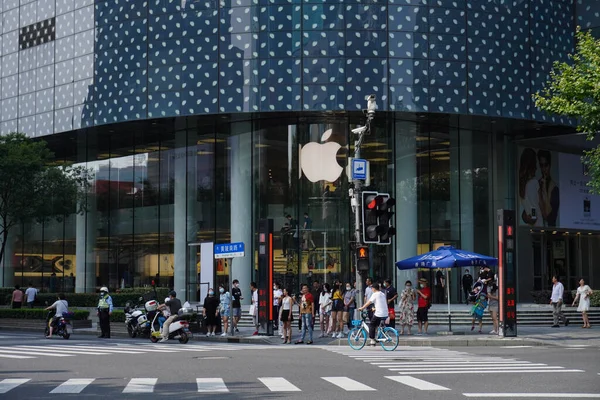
[517,147,600,230]
[517,147,560,228]
[558,152,600,230]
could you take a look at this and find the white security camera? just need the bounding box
[351,126,367,135]
[366,94,376,120]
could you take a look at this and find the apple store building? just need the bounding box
[1,0,599,303]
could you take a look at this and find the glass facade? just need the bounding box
[0,0,598,302]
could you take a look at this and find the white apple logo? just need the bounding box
[300,129,344,183]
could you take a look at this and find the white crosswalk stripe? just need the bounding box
[50,379,95,394]
[258,377,301,392]
[123,378,157,393]
[197,378,229,392]
[326,346,584,375]
[386,376,450,391]
[321,377,376,391]
[0,379,30,394]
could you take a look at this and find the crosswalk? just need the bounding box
[0,376,440,394]
[0,342,284,360]
[326,346,585,375]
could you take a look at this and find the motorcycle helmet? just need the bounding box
[100,286,109,294]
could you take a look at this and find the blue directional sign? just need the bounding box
[352,158,367,180]
[214,242,245,259]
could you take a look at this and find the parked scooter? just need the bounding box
[44,311,73,340]
[124,298,153,338]
[149,307,192,344]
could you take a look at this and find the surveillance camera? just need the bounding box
[351,126,367,135]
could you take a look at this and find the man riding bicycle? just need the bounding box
[359,283,388,346]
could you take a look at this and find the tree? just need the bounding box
[533,28,600,192]
[0,133,90,269]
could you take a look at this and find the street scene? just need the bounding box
[0,331,599,399]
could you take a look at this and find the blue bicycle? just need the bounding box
[347,311,399,351]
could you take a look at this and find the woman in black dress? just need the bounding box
[203,288,220,336]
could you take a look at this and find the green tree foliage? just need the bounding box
[0,133,90,267]
[533,28,600,192]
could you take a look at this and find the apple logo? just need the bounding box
[300,129,344,183]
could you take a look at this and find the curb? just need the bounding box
[324,337,547,347]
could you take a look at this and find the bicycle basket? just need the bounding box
[351,320,362,327]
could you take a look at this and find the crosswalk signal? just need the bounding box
[361,191,380,244]
[357,246,369,271]
[376,193,396,245]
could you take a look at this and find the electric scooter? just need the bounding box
[149,307,193,344]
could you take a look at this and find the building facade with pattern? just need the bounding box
[0,0,598,303]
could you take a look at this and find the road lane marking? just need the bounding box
[501,346,533,348]
[386,376,450,391]
[463,394,600,398]
[0,379,30,394]
[399,369,583,375]
[0,349,72,357]
[196,378,229,392]
[0,354,35,359]
[389,365,557,371]
[379,363,541,368]
[258,377,301,392]
[50,379,95,394]
[15,346,110,355]
[322,377,376,391]
[123,378,157,393]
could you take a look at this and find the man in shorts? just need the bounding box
[231,279,243,333]
[416,278,431,335]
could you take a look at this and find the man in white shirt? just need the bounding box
[25,282,38,308]
[549,275,569,327]
[359,283,389,346]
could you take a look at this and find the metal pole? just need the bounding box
[353,133,364,309]
[229,257,234,336]
[322,231,327,285]
[447,268,452,332]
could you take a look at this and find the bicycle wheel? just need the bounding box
[347,327,367,350]
[379,327,399,351]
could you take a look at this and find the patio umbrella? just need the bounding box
[395,246,498,331]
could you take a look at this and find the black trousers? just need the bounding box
[369,316,386,339]
[98,309,111,337]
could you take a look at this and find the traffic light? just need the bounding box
[361,191,380,243]
[357,246,369,271]
[376,193,396,245]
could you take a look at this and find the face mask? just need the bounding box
[273,286,277,290]
[346,286,351,291]
[420,284,424,288]
[219,288,224,293]
[209,291,214,295]
[383,283,388,288]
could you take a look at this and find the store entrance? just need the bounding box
[530,231,597,297]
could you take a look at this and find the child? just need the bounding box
[470,292,488,333]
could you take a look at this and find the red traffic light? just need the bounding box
[367,199,377,209]
[357,247,369,259]
[506,225,513,237]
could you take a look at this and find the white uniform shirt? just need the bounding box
[368,292,389,318]
[550,282,564,303]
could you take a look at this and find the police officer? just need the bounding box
[97,286,113,338]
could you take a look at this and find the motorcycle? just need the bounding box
[45,311,73,340]
[124,298,153,338]
[149,307,193,344]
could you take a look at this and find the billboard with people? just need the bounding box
[518,147,600,230]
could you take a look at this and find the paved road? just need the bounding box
[0,333,598,399]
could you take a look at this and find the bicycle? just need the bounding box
[347,310,399,351]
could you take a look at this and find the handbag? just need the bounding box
[249,304,256,316]
[388,308,396,320]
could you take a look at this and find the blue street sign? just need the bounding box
[214,242,245,259]
[352,158,367,180]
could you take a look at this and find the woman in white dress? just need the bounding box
[572,278,593,328]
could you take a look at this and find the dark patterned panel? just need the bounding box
[19,18,56,50]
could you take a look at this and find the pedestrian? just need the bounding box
[462,269,473,304]
[250,282,259,335]
[318,283,332,338]
[487,280,499,334]
[203,288,219,336]
[343,282,356,334]
[416,278,431,335]
[279,288,295,344]
[49,272,57,293]
[550,275,569,327]
[273,282,283,336]
[302,212,316,251]
[359,283,389,346]
[231,279,243,333]
[572,278,593,329]
[97,286,113,338]
[470,292,487,334]
[398,280,415,335]
[383,279,398,329]
[24,282,38,308]
[295,284,315,344]
[159,290,182,342]
[434,268,445,304]
[10,285,23,309]
[218,284,231,336]
[329,281,344,338]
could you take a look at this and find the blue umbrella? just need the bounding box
[395,245,497,270]
[395,246,498,332]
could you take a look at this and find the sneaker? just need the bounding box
[235,328,240,333]
[306,341,313,344]
[252,331,259,336]
[331,333,336,338]
[337,332,343,338]
[159,338,168,342]
[205,333,211,337]
[551,325,560,328]
[220,332,227,337]
[489,330,497,334]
